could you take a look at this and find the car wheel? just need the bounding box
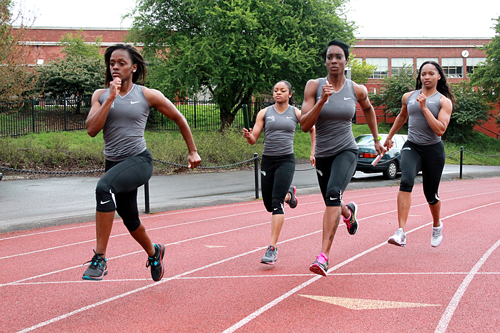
[383,161,397,179]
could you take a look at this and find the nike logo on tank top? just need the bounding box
[406,90,442,145]
[262,105,299,156]
[99,84,150,161]
[314,78,358,157]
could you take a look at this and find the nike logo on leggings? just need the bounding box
[100,200,111,205]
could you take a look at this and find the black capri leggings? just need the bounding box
[399,140,445,205]
[95,149,153,232]
[260,154,295,215]
[315,149,358,207]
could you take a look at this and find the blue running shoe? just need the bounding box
[146,243,165,282]
[82,250,107,281]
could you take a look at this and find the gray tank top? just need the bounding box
[314,78,358,157]
[262,105,299,156]
[99,84,150,161]
[406,90,442,145]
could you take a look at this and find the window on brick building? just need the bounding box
[466,57,486,74]
[366,58,388,78]
[391,58,414,75]
[441,58,463,78]
[416,58,439,69]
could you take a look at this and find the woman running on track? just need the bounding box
[82,44,201,281]
[386,60,454,248]
[300,39,384,276]
[242,80,315,265]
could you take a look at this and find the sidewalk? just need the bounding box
[1,163,499,233]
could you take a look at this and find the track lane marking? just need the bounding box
[3,189,499,260]
[435,236,500,333]
[222,201,500,332]
[1,181,488,241]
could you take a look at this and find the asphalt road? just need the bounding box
[1,163,499,233]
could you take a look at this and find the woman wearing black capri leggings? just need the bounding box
[82,44,201,281]
[301,40,384,277]
[242,80,315,265]
[385,60,454,248]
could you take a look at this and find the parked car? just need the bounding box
[0,172,2,181]
[355,134,408,179]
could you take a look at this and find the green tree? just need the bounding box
[470,16,500,125]
[369,65,415,116]
[0,0,38,103]
[445,81,491,143]
[59,29,102,59]
[349,58,376,85]
[128,0,355,130]
[470,17,500,104]
[35,32,104,112]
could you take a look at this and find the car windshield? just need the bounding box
[355,134,387,145]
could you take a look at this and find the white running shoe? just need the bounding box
[388,228,406,247]
[431,222,443,247]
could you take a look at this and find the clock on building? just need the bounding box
[461,50,469,58]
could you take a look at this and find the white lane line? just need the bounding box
[4,188,498,260]
[1,181,484,242]
[0,209,266,260]
[15,230,321,333]
[435,238,500,333]
[222,201,500,333]
[1,210,324,286]
[12,201,500,331]
[10,271,500,286]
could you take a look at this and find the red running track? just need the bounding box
[1,177,500,333]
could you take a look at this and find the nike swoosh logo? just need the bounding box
[329,197,339,201]
[100,200,111,205]
[344,97,351,100]
[131,101,140,104]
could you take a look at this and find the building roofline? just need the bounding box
[15,26,132,31]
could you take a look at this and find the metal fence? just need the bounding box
[0,97,268,137]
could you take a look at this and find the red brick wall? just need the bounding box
[21,27,131,64]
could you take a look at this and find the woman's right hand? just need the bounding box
[383,138,393,151]
[242,128,252,138]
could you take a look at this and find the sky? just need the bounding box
[14,0,499,38]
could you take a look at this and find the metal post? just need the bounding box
[32,98,36,133]
[144,181,150,214]
[254,153,259,199]
[63,92,67,131]
[459,146,463,179]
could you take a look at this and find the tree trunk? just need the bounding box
[219,109,235,132]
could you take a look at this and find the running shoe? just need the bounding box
[431,222,443,247]
[309,252,329,276]
[344,202,358,235]
[285,185,298,209]
[146,243,165,282]
[261,245,278,265]
[82,250,107,280]
[388,228,406,247]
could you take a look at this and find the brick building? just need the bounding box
[18,27,499,138]
[350,37,498,138]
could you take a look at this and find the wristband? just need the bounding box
[374,135,382,141]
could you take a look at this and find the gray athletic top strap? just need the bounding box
[314,78,358,157]
[99,84,150,161]
[406,90,442,145]
[262,105,298,156]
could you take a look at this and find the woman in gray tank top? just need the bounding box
[301,39,384,277]
[242,81,316,265]
[385,61,454,248]
[82,44,201,282]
